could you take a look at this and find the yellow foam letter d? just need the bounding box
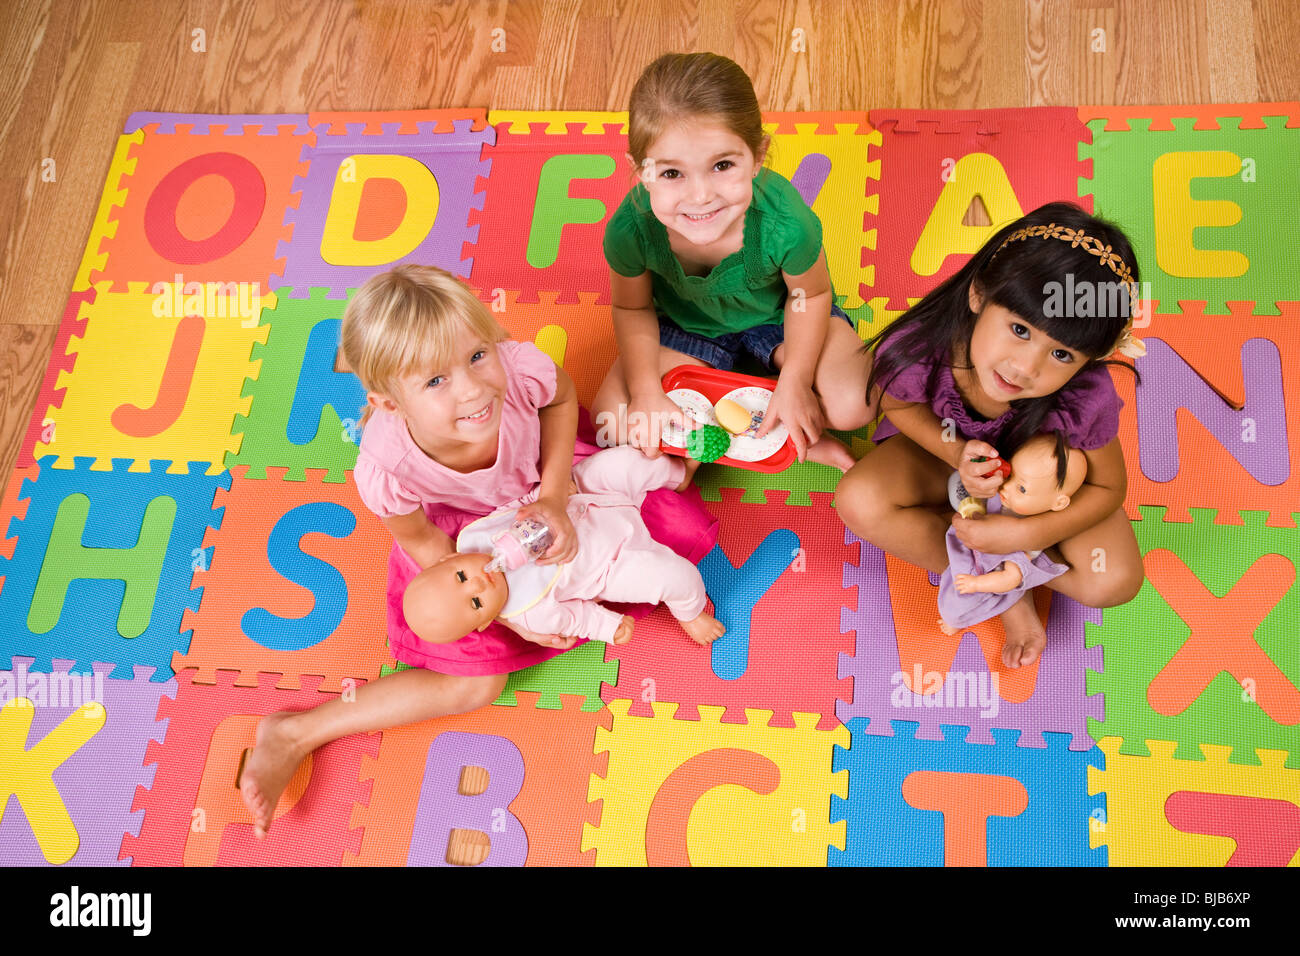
[1152,152,1248,278]
[321,155,440,266]
[910,154,1023,277]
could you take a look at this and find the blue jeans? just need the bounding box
[658,302,855,372]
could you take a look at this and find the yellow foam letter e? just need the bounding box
[1152,151,1248,278]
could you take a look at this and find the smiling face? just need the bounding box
[965,285,1089,407]
[634,117,767,251]
[403,552,509,644]
[368,323,507,459]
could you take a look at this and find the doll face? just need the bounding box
[966,290,1088,406]
[634,118,767,251]
[411,552,509,643]
[368,325,507,459]
[998,441,1070,515]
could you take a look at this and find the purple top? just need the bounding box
[871,340,1122,451]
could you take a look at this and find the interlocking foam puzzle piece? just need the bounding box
[865,107,1089,312]
[832,718,1106,866]
[175,466,394,692]
[604,490,852,730]
[275,115,494,297]
[122,669,376,865]
[124,112,312,136]
[72,133,141,292]
[490,110,628,135]
[31,284,267,475]
[1078,106,1300,314]
[468,115,630,303]
[695,458,842,507]
[582,700,847,866]
[95,119,310,294]
[1089,737,1300,866]
[346,693,608,866]
[482,289,618,410]
[226,289,366,481]
[1115,301,1300,527]
[761,112,880,308]
[839,529,1104,749]
[0,657,173,865]
[1087,507,1300,767]
[0,457,229,681]
[308,109,486,136]
[17,290,94,469]
[382,638,618,713]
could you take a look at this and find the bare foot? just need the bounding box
[938,617,959,636]
[681,610,726,645]
[675,457,702,492]
[999,593,1046,669]
[805,435,856,473]
[238,711,308,839]
[612,614,634,645]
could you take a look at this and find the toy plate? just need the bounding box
[659,366,795,473]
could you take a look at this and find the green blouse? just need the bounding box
[602,168,825,337]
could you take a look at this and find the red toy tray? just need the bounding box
[659,365,795,473]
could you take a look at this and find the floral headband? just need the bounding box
[992,223,1146,359]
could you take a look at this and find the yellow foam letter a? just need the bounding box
[321,155,440,266]
[1152,152,1248,278]
[910,154,1023,277]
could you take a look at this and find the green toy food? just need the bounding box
[686,424,731,463]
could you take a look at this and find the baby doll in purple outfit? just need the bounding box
[938,432,1087,635]
[403,446,727,649]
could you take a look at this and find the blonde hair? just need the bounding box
[341,265,507,415]
[627,53,765,167]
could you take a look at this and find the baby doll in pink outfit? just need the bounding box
[938,432,1087,635]
[404,445,726,648]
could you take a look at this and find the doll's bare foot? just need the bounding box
[675,457,702,492]
[806,435,856,472]
[999,594,1046,669]
[681,610,726,645]
[938,617,959,636]
[612,614,634,645]
[238,711,307,839]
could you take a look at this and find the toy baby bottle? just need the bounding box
[483,516,554,573]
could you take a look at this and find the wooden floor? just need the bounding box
[1,0,1297,482]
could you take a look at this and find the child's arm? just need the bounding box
[761,250,834,460]
[612,269,684,454]
[518,364,580,565]
[382,510,455,570]
[953,438,1127,555]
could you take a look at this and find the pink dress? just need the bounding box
[353,340,718,675]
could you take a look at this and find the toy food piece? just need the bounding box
[715,398,758,435]
[686,424,731,463]
[718,386,786,462]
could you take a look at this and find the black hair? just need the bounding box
[864,201,1140,456]
[1051,430,1069,488]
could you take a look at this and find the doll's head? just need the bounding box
[997,432,1087,516]
[403,552,510,645]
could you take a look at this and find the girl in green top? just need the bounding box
[593,53,873,473]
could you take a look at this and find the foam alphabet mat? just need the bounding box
[2,104,1299,867]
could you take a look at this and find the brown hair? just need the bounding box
[340,265,506,419]
[627,53,765,167]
